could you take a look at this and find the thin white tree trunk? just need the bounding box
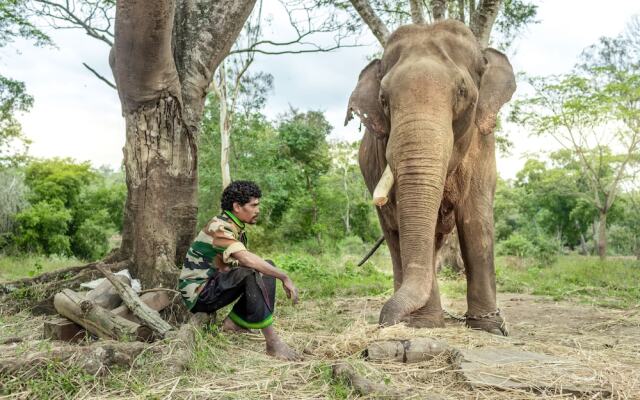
[597,209,607,260]
[410,0,426,24]
[215,62,232,189]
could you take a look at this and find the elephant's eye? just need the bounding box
[457,85,467,98]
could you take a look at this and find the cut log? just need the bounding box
[45,291,171,342]
[364,338,451,363]
[111,291,171,323]
[0,340,147,376]
[53,289,152,342]
[86,274,131,309]
[43,317,86,342]
[96,265,173,337]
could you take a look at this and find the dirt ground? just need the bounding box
[1,292,639,399]
[323,292,640,399]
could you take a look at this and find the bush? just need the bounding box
[71,210,114,260]
[13,200,72,255]
[497,232,559,267]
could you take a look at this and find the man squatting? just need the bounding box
[178,181,300,360]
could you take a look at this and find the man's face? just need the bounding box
[233,197,260,225]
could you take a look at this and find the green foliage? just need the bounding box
[13,199,72,255]
[510,19,640,258]
[0,0,52,166]
[496,255,640,308]
[71,209,113,260]
[273,250,390,299]
[497,232,559,267]
[0,167,27,238]
[198,97,380,251]
[6,158,124,259]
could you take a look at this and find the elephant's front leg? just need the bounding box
[455,195,508,336]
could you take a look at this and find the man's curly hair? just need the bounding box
[221,181,262,211]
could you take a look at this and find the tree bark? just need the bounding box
[410,0,426,24]
[597,209,608,260]
[112,0,257,289]
[457,0,466,22]
[348,0,390,46]
[470,0,502,48]
[211,61,233,189]
[53,289,153,341]
[97,265,173,337]
[364,338,451,363]
[121,97,197,288]
[85,274,130,309]
[0,340,147,376]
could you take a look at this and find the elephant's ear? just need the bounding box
[344,59,389,138]
[475,48,516,136]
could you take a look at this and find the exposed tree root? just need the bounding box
[0,340,148,377]
[166,312,213,374]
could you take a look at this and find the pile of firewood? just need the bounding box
[47,266,174,343]
[1,264,212,377]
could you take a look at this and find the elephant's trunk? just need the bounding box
[379,113,453,326]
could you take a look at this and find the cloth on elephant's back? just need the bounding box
[178,211,248,309]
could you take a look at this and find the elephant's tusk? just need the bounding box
[373,164,394,207]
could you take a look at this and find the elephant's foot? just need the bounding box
[465,309,508,336]
[404,307,445,328]
[378,300,405,327]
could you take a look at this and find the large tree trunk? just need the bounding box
[597,209,607,260]
[112,0,257,289]
[122,97,198,288]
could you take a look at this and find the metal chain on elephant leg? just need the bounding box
[443,308,467,322]
[464,308,509,336]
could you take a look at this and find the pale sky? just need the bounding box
[1,0,638,179]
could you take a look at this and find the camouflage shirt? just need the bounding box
[178,210,248,309]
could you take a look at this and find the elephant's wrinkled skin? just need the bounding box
[345,21,516,335]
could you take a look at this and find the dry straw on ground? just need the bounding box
[1,294,639,399]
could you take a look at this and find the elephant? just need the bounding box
[345,20,516,335]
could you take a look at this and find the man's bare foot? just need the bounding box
[222,317,257,334]
[266,339,301,361]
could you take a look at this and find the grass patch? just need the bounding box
[496,255,640,308]
[0,254,82,282]
[271,251,392,300]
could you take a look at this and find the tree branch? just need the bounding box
[31,0,114,47]
[113,0,181,112]
[82,62,116,89]
[173,0,257,128]
[348,0,390,46]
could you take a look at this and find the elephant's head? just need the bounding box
[345,21,516,325]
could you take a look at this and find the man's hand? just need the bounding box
[282,276,299,304]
